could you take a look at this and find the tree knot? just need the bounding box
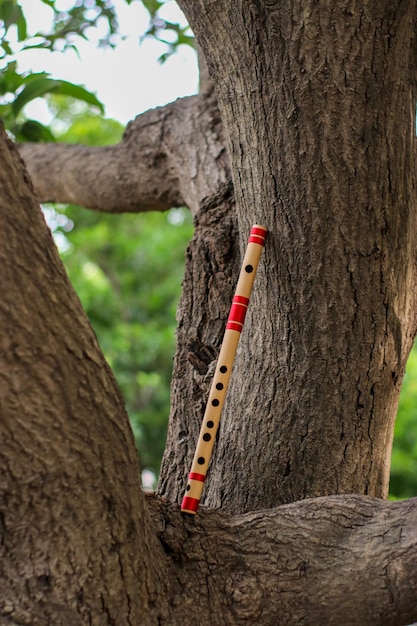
[225,571,263,619]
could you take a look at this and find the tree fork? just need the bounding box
[5,2,417,623]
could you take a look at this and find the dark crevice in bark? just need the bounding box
[157,180,239,503]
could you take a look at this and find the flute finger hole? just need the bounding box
[216,382,224,390]
[197,457,205,465]
[207,420,214,428]
[220,365,227,373]
[203,433,211,441]
[212,399,220,407]
[245,264,254,273]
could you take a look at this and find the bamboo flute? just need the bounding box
[181,224,267,514]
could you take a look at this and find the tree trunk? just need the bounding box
[171,0,417,513]
[0,125,171,625]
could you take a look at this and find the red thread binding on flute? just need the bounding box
[189,472,206,482]
[249,235,266,244]
[181,496,200,513]
[251,226,266,234]
[229,302,247,326]
[226,321,243,332]
[233,295,249,305]
[248,226,267,245]
[228,295,249,327]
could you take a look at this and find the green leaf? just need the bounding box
[52,80,104,113]
[177,31,194,47]
[38,0,56,9]
[0,0,19,29]
[0,62,24,95]
[0,38,13,56]
[21,71,50,83]
[16,12,27,41]
[142,0,165,16]
[0,102,12,124]
[12,77,104,116]
[12,77,60,115]
[15,119,55,142]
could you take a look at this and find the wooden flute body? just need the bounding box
[181,225,267,515]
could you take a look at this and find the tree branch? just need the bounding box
[148,493,417,626]
[19,94,231,216]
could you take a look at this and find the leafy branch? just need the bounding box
[141,0,194,63]
[0,0,114,141]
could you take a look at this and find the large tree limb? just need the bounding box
[0,122,172,625]
[18,94,230,216]
[148,493,417,625]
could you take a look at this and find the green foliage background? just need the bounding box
[391,345,417,498]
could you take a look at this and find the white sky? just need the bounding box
[16,0,198,124]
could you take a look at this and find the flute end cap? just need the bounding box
[181,495,200,515]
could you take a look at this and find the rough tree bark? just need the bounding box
[0,126,176,625]
[4,0,417,624]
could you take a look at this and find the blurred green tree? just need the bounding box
[390,342,417,498]
[61,206,193,482]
